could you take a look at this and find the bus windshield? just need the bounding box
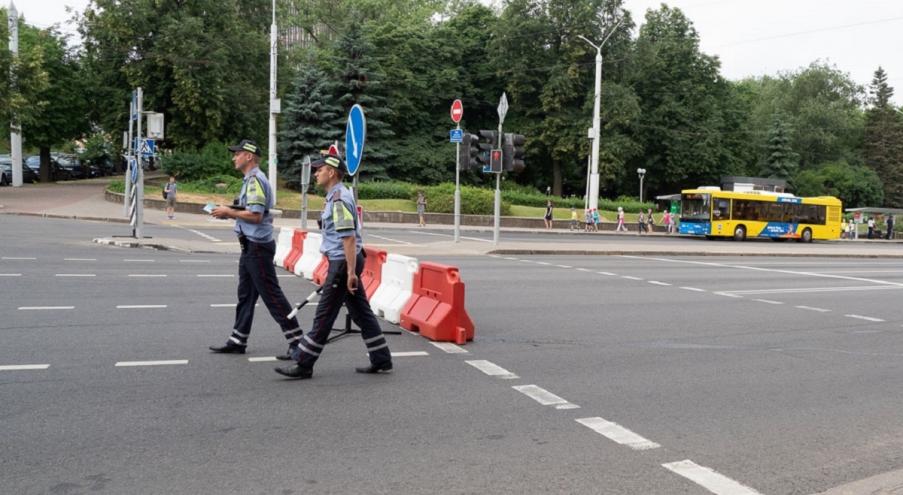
[681,193,710,221]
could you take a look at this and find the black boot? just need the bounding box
[274,365,313,380]
[355,361,393,374]
[209,342,246,354]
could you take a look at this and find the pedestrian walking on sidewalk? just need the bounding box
[637,210,646,234]
[570,207,579,231]
[163,176,177,219]
[416,191,427,227]
[208,139,304,359]
[646,208,655,233]
[662,210,672,234]
[592,208,601,232]
[886,215,895,240]
[616,207,627,232]
[544,200,553,230]
[868,217,875,239]
[275,152,392,380]
[584,209,593,232]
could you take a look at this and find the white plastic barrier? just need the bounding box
[294,233,323,279]
[274,227,294,268]
[369,253,419,324]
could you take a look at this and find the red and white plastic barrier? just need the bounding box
[294,233,323,279]
[400,262,474,345]
[370,253,419,324]
[284,229,307,274]
[274,227,294,268]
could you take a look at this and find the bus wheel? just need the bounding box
[800,228,813,243]
[733,225,747,242]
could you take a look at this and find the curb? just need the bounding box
[93,237,192,253]
[488,249,903,258]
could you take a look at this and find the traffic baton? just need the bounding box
[287,288,322,320]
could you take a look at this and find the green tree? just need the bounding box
[863,67,903,206]
[277,62,342,190]
[794,161,883,208]
[762,114,797,180]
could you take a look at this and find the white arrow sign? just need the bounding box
[497,92,509,124]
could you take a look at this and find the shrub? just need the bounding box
[423,183,511,215]
[178,175,244,196]
[355,181,416,200]
[161,141,237,181]
[108,179,125,193]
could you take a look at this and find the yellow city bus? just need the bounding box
[679,189,842,242]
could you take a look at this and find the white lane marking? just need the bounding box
[519,259,533,263]
[116,305,167,309]
[186,229,221,242]
[719,285,903,296]
[623,255,903,288]
[512,384,580,409]
[466,360,519,379]
[179,259,211,263]
[2,256,36,260]
[487,254,501,258]
[115,360,188,367]
[197,274,233,278]
[128,274,167,278]
[64,258,96,261]
[597,271,616,276]
[662,460,764,495]
[575,417,661,450]
[368,234,413,245]
[0,364,50,371]
[795,305,831,313]
[680,286,706,292]
[392,351,429,357]
[248,356,278,362]
[576,268,593,273]
[18,306,74,311]
[503,257,518,261]
[648,280,671,286]
[55,273,96,277]
[845,314,885,323]
[430,342,468,354]
[713,292,743,299]
[813,269,903,274]
[211,303,261,308]
[753,298,783,305]
[277,274,294,278]
[461,236,492,243]
[556,264,573,269]
[124,259,155,262]
[535,261,551,266]
[0,273,22,277]
[621,275,643,281]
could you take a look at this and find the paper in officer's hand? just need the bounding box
[203,202,215,214]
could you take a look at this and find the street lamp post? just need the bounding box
[637,168,646,203]
[268,0,279,200]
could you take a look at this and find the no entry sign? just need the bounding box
[450,99,463,123]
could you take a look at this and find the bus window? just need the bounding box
[713,199,730,220]
[681,194,710,220]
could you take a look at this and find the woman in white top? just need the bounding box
[616,207,627,232]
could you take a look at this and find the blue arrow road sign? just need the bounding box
[449,129,463,143]
[140,139,156,157]
[345,104,366,176]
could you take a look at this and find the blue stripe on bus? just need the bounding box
[680,222,710,235]
[757,222,799,237]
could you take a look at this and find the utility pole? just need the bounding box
[578,21,621,212]
[494,92,508,245]
[8,1,22,187]
[135,88,144,239]
[124,92,135,216]
[268,0,280,201]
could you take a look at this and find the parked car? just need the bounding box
[0,155,39,184]
[25,155,71,181]
[53,153,86,179]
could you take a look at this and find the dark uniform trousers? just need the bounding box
[230,237,303,347]
[293,252,391,368]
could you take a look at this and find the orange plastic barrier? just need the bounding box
[284,230,307,273]
[312,256,329,286]
[400,262,474,345]
[361,247,387,299]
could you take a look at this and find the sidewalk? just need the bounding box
[4,180,903,258]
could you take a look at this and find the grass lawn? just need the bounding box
[175,190,417,213]
[510,204,643,223]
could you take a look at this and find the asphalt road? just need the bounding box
[4,215,903,494]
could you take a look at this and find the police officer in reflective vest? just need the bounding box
[209,139,304,358]
[275,153,392,379]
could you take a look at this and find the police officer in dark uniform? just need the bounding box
[275,153,392,379]
[209,139,304,358]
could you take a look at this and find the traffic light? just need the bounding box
[489,148,503,173]
[503,133,526,172]
[477,130,499,169]
[460,132,480,169]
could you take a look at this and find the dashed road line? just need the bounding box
[662,460,763,495]
[845,314,885,323]
[368,234,413,245]
[18,306,74,311]
[621,275,643,281]
[128,274,167,278]
[124,259,155,263]
[55,273,96,277]
[535,261,551,266]
[648,280,671,286]
[0,364,50,371]
[713,292,743,299]
[197,274,233,278]
[718,285,902,295]
[503,257,518,261]
[186,229,221,242]
[277,274,294,278]
[115,360,188,367]
[555,264,573,269]
[116,305,167,309]
[466,360,519,379]
[0,273,22,277]
[248,357,278,362]
[795,305,831,313]
[430,342,468,354]
[391,351,429,357]
[2,256,36,260]
[575,417,661,450]
[179,259,211,263]
[512,384,580,410]
[753,298,783,305]
[597,271,615,276]
[576,268,593,272]
[64,258,96,261]
[211,303,261,308]
[680,286,706,292]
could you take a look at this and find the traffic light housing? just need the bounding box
[489,148,503,173]
[503,133,526,172]
[460,132,480,169]
[477,130,499,169]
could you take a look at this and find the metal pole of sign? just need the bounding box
[8,2,23,187]
[454,121,461,243]
[135,87,144,239]
[124,95,134,216]
[300,155,311,230]
[493,121,503,245]
[268,0,279,201]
